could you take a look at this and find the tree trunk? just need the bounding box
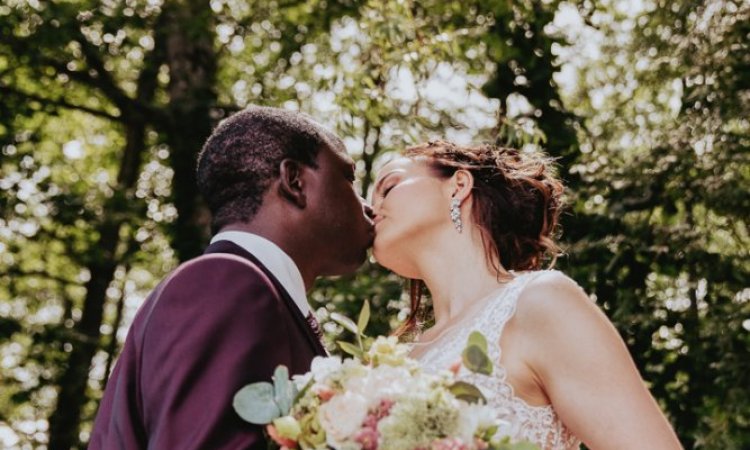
[162,0,218,261]
[46,26,163,449]
[47,219,123,450]
[102,263,130,391]
[483,2,579,179]
[360,124,381,199]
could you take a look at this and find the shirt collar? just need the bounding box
[210,231,310,317]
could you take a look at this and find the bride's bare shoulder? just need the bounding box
[513,270,601,328]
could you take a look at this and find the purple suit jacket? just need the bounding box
[89,241,327,449]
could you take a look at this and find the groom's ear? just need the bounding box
[278,158,308,209]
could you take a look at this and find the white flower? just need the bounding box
[310,356,342,382]
[344,365,414,408]
[492,416,519,442]
[456,403,498,442]
[318,391,369,448]
[487,405,518,441]
[291,372,313,390]
[367,336,417,367]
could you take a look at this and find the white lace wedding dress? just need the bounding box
[412,270,582,450]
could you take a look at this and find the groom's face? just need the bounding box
[304,144,374,275]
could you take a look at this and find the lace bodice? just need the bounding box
[412,271,581,450]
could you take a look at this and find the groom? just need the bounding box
[89,106,374,449]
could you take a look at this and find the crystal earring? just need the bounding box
[450,197,463,233]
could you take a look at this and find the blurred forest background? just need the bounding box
[0,0,748,448]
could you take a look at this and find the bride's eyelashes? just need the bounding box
[382,184,395,198]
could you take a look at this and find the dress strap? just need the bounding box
[479,270,554,361]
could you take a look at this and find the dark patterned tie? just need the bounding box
[306,312,324,341]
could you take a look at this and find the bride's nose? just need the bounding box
[361,197,375,220]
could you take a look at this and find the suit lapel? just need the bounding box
[204,240,327,356]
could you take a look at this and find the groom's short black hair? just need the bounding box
[197,105,342,232]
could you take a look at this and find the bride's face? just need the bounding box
[371,157,452,278]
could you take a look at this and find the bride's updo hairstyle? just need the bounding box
[395,140,565,336]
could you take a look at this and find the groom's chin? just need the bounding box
[325,248,370,276]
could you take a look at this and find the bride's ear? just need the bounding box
[450,169,474,203]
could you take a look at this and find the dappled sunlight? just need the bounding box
[0,0,747,448]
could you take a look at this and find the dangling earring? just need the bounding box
[450,197,463,233]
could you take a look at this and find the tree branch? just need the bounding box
[2,267,79,287]
[73,34,136,114]
[36,55,167,123]
[0,84,121,122]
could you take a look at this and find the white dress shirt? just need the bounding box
[210,231,311,317]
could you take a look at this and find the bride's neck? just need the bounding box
[418,229,507,328]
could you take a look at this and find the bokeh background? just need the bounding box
[1,0,748,448]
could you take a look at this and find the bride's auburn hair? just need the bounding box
[394,140,565,337]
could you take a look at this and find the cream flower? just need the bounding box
[367,336,410,366]
[456,403,498,443]
[310,355,342,382]
[344,365,414,408]
[291,371,313,391]
[318,391,369,448]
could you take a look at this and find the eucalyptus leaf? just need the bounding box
[357,300,370,334]
[448,381,487,404]
[272,365,294,415]
[467,330,488,353]
[331,312,359,335]
[233,382,281,425]
[293,376,314,403]
[462,344,493,375]
[494,441,540,450]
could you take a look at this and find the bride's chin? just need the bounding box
[371,236,387,260]
[373,244,402,273]
[372,251,418,279]
[371,247,389,269]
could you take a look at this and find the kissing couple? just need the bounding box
[89,106,682,450]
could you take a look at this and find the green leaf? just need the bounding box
[448,381,487,404]
[466,330,488,353]
[331,312,359,335]
[462,344,493,375]
[233,382,281,425]
[492,440,541,450]
[337,340,364,359]
[272,365,294,415]
[357,300,370,334]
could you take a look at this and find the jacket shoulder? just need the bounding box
[167,252,279,295]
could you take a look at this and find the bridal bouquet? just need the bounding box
[234,303,537,450]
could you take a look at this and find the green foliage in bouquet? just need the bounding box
[233,302,539,450]
[234,365,299,425]
[462,331,493,376]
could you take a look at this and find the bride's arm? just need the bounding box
[516,271,683,450]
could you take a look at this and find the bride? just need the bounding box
[370,140,682,450]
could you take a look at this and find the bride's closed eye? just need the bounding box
[381,184,395,198]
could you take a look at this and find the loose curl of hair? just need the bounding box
[394,140,565,337]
